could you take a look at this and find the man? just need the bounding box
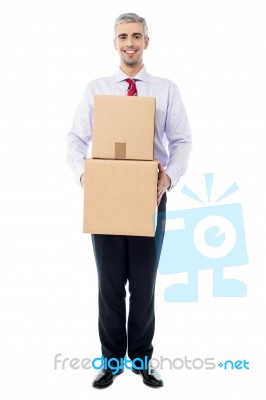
[66,12,192,389]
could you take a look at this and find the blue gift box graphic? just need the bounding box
[157,173,249,302]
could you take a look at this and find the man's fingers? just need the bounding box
[157,187,164,197]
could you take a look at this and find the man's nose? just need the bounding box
[125,37,134,47]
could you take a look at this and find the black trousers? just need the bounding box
[91,193,167,364]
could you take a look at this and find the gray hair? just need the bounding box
[114,13,149,39]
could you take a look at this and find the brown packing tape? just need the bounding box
[115,142,126,159]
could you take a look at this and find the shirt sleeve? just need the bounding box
[66,84,93,186]
[164,81,192,190]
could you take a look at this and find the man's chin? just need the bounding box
[121,58,139,66]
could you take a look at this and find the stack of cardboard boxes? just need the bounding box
[83,94,158,236]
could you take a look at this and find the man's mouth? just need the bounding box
[123,50,137,55]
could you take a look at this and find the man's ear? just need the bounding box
[114,38,117,50]
[144,37,150,49]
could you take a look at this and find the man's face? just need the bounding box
[114,22,149,67]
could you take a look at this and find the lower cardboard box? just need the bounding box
[83,158,158,236]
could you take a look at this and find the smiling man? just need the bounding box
[66,12,192,389]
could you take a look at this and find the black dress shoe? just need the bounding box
[132,366,164,388]
[92,368,124,389]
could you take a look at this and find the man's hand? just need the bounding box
[80,173,85,188]
[157,163,171,206]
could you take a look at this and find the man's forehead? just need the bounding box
[115,22,144,35]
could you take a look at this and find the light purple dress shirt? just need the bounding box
[66,66,192,189]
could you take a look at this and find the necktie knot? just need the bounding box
[125,78,137,96]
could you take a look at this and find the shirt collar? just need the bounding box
[114,65,151,83]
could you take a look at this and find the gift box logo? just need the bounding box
[157,173,249,302]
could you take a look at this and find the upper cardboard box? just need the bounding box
[92,95,155,160]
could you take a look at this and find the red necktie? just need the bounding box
[125,78,137,96]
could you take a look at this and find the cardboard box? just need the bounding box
[92,95,155,161]
[83,159,158,236]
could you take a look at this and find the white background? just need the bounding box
[0,0,266,398]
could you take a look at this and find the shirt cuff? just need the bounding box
[165,168,179,191]
[74,163,85,187]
